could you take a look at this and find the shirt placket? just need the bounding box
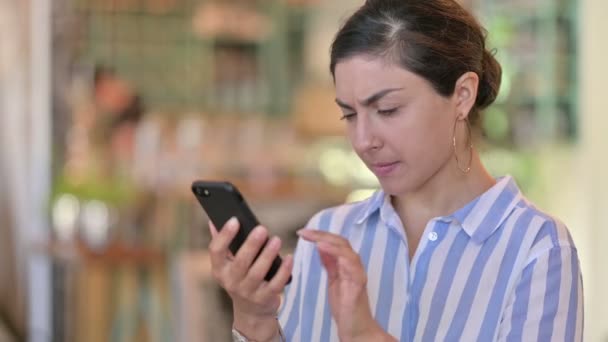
[406,219,450,341]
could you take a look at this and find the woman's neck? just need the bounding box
[392,151,496,234]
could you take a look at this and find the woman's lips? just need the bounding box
[370,161,400,177]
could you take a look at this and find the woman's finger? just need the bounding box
[338,255,363,281]
[260,254,294,298]
[208,217,240,269]
[209,220,236,259]
[241,236,283,292]
[318,242,339,280]
[209,220,218,238]
[300,230,360,264]
[317,240,366,282]
[297,229,350,248]
[316,240,342,255]
[229,226,269,279]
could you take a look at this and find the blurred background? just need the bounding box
[0,0,606,341]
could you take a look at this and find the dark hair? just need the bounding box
[93,64,115,89]
[330,0,502,125]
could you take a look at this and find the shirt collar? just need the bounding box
[451,176,523,243]
[354,176,523,244]
[355,189,385,225]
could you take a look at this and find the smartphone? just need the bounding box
[191,180,291,284]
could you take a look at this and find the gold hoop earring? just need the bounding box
[452,119,473,174]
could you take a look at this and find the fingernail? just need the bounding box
[227,217,238,231]
[253,226,266,239]
[284,254,293,267]
[269,236,280,248]
[297,229,314,237]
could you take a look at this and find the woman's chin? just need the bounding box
[378,178,415,197]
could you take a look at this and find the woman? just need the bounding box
[208,0,584,341]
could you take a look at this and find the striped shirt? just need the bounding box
[278,176,583,341]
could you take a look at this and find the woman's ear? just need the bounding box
[453,71,479,120]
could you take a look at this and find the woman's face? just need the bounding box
[334,55,461,196]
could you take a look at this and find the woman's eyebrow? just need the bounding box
[335,98,355,111]
[361,88,403,106]
[335,87,404,110]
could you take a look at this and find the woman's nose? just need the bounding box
[352,115,382,152]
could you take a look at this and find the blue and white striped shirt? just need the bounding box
[278,176,583,341]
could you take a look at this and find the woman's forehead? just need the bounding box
[334,57,425,97]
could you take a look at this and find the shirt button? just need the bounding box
[428,232,438,241]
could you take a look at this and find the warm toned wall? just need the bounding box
[579,0,608,340]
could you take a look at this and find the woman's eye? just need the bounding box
[340,113,356,121]
[378,108,398,116]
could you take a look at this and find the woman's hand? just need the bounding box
[297,229,396,342]
[208,217,293,342]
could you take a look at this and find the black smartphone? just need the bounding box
[191,180,291,284]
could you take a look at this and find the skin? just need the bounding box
[208,218,293,341]
[208,54,497,341]
[333,55,496,259]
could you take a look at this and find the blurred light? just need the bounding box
[346,151,378,187]
[176,117,203,150]
[81,200,110,249]
[346,189,377,203]
[52,194,80,242]
[318,146,380,188]
[319,148,350,186]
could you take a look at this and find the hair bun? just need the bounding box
[476,49,502,110]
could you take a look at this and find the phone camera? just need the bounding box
[196,188,210,197]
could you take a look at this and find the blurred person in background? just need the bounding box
[93,65,145,171]
[207,0,584,341]
[84,65,153,243]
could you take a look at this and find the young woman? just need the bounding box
[208,0,584,341]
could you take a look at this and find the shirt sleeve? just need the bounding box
[497,245,584,342]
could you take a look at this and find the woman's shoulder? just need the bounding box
[511,198,577,254]
[481,175,576,252]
